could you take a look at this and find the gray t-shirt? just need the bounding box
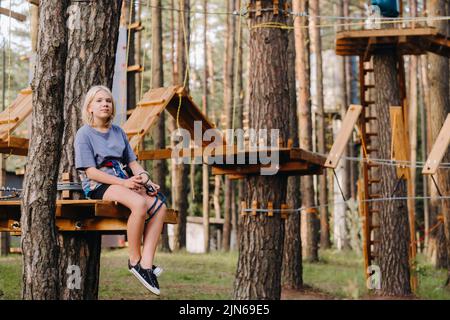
[74,124,137,197]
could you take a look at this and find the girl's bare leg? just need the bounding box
[103,185,148,265]
[141,202,167,269]
[133,188,167,269]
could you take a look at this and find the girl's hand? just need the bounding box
[147,181,160,196]
[121,176,143,190]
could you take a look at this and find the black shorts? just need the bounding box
[90,184,111,200]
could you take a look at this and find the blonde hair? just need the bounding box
[81,85,116,128]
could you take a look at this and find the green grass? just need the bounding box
[1,249,450,300]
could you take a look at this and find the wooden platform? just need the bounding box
[0,199,178,234]
[336,27,450,59]
[210,147,326,180]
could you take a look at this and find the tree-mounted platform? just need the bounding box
[0,199,178,234]
[210,147,325,180]
[137,144,326,179]
[0,88,32,156]
[336,27,450,60]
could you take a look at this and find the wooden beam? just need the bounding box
[336,27,438,40]
[0,136,29,156]
[423,114,450,175]
[0,200,179,233]
[127,65,143,73]
[212,161,315,176]
[0,7,27,22]
[390,106,410,178]
[325,105,362,168]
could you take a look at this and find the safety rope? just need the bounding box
[176,0,191,129]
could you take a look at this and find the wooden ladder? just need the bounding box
[359,54,417,291]
[358,56,381,278]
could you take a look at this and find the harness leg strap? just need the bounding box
[145,191,167,223]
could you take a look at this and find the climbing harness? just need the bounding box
[137,171,167,223]
[97,159,167,223]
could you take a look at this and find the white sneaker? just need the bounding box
[153,265,163,277]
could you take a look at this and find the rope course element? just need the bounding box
[241,195,450,215]
[121,0,450,30]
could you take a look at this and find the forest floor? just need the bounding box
[1,246,449,300]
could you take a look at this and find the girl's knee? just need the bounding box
[130,197,148,218]
[155,203,167,220]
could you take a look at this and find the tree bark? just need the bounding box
[295,0,318,262]
[282,23,302,289]
[202,0,210,253]
[373,51,412,296]
[222,0,236,252]
[310,0,330,250]
[233,0,289,300]
[150,0,171,253]
[57,0,122,299]
[333,1,350,251]
[173,0,190,251]
[234,0,244,251]
[21,0,68,300]
[429,0,450,279]
[408,0,418,272]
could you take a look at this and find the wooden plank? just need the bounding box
[95,201,130,218]
[127,65,143,72]
[186,215,224,225]
[128,21,144,31]
[138,99,166,107]
[0,7,27,22]
[139,147,205,161]
[0,117,19,125]
[0,220,20,232]
[390,106,410,178]
[423,114,450,175]
[289,148,327,166]
[212,161,311,176]
[325,105,362,168]
[0,136,29,156]
[0,89,32,140]
[0,200,178,228]
[336,27,438,40]
[335,28,450,58]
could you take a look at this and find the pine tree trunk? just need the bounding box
[222,0,236,252]
[150,0,171,253]
[310,0,330,250]
[57,0,122,299]
[333,1,350,251]
[173,0,190,251]
[233,0,289,300]
[295,0,318,262]
[234,0,244,251]
[21,0,68,300]
[202,0,210,253]
[420,54,431,252]
[282,24,302,289]
[373,51,412,296]
[408,0,418,271]
[429,0,450,278]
